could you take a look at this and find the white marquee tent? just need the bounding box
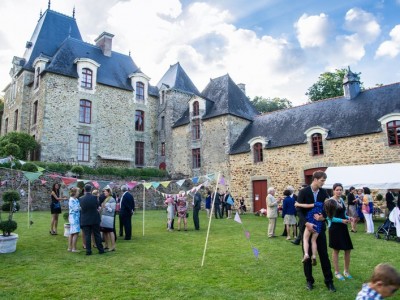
[323,163,400,190]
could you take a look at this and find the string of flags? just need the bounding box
[234,212,259,259]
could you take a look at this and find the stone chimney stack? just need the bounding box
[237,83,246,95]
[95,32,114,57]
[343,66,360,100]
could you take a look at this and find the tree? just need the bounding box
[306,68,347,102]
[251,96,293,113]
[0,132,39,160]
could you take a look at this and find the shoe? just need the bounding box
[67,248,71,252]
[71,249,80,253]
[311,256,317,266]
[335,272,345,281]
[286,236,291,240]
[302,255,310,263]
[86,251,92,256]
[306,282,313,290]
[326,282,336,292]
[104,247,109,250]
[108,248,115,252]
[291,239,300,245]
[343,271,353,279]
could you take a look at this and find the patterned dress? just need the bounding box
[68,197,81,234]
[177,197,187,218]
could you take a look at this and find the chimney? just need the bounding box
[95,32,114,57]
[343,66,360,100]
[237,83,246,95]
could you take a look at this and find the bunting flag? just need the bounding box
[19,160,26,165]
[151,182,160,189]
[49,173,60,179]
[126,181,137,189]
[37,166,46,172]
[160,181,170,188]
[92,181,100,188]
[245,231,250,239]
[192,177,199,184]
[252,247,259,259]
[219,176,226,186]
[41,179,47,185]
[143,182,152,189]
[206,173,215,180]
[22,171,42,182]
[176,179,185,186]
[61,177,77,186]
[234,212,242,224]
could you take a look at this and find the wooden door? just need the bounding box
[304,167,327,185]
[252,180,267,212]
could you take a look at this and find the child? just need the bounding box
[356,263,400,299]
[295,199,339,266]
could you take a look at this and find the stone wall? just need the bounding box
[230,132,400,212]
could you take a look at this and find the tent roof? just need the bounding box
[323,163,400,190]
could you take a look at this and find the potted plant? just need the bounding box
[63,212,70,237]
[0,189,20,253]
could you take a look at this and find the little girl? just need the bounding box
[295,199,339,266]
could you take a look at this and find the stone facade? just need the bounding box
[230,131,400,211]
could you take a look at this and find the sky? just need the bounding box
[0,0,400,106]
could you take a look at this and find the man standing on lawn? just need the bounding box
[193,186,204,230]
[80,184,105,255]
[296,170,335,292]
[119,185,135,240]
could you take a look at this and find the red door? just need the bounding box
[252,180,267,212]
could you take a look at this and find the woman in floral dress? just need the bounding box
[176,191,188,231]
[68,187,81,252]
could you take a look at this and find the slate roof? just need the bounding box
[157,62,200,95]
[46,38,139,90]
[21,9,141,91]
[22,10,82,72]
[201,74,259,121]
[230,82,400,154]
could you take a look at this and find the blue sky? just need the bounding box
[1,0,399,106]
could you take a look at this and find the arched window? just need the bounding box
[387,120,400,146]
[193,101,199,116]
[136,82,145,100]
[81,68,93,89]
[253,143,263,163]
[312,133,324,155]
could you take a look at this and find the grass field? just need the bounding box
[0,210,398,300]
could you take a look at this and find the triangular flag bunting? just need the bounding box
[219,176,226,186]
[151,182,160,189]
[176,179,185,186]
[23,171,42,182]
[245,231,250,239]
[61,177,77,186]
[92,181,100,189]
[160,181,170,188]
[234,212,242,224]
[126,181,137,189]
[143,182,152,189]
[192,177,199,184]
[37,166,46,172]
[252,247,259,258]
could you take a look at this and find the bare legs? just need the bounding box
[50,213,59,234]
[177,217,187,230]
[333,249,351,274]
[302,229,319,264]
[68,233,79,251]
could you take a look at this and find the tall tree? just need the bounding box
[306,68,348,102]
[251,96,293,113]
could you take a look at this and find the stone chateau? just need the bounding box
[2,4,400,211]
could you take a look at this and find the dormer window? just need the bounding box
[136,82,145,101]
[81,68,93,89]
[253,143,263,163]
[193,101,199,116]
[387,121,400,146]
[312,133,324,155]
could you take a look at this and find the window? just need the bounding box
[135,110,145,131]
[387,121,400,146]
[193,101,199,116]
[79,100,92,124]
[81,68,93,89]
[161,142,165,156]
[192,148,201,169]
[312,133,324,155]
[14,110,18,130]
[33,101,38,125]
[161,91,165,105]
[161,116,165,130]
[192,118,200,140]
[78,134,90,162]
[136,82,145,101]
[34,67,40,89]
[135,141,145,166]
[253,143,263,162]
[4,118,8,134]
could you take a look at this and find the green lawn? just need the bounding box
[0,211,398,300]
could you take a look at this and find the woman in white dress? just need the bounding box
[165,195,175,231]
[68,187,81,252]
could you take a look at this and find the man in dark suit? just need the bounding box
[119,185,135,240]
[79,184,105,255]
[297,171,335,292]
[193,186,204,230]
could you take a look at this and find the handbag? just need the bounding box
[100,215,114,229]
[227,195,234,206]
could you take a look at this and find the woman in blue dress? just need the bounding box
[68,187,81,252]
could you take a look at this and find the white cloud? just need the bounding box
[375,25,400,58]
[295,13,330,48]
[344,8,380,41]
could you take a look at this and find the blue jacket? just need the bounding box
[282,196,296,217]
